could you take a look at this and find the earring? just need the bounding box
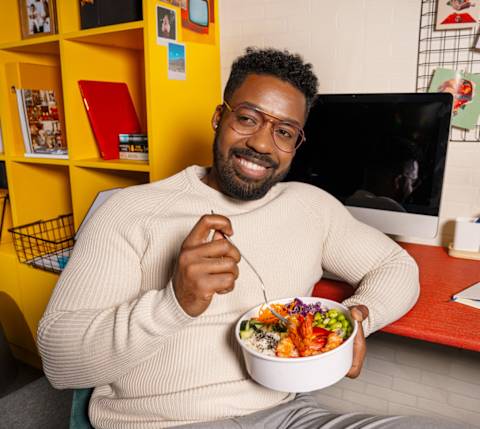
[213,123,218,130]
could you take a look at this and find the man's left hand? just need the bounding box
[346,305,369,378]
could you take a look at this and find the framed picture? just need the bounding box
[156,4,177,45]
[18,0,57,39]
[436,0,479,30]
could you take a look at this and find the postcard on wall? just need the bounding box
[168,42,186,80]
[436,0,479,30]
[156,4,177,45]
[428,68,480,129]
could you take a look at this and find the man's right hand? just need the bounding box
[172,214,241,317]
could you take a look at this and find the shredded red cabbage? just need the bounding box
[287,298,327,316]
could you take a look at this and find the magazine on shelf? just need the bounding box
[16,89,32,153]
[15,88,68,157]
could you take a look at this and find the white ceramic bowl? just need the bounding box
[235,297,358,393]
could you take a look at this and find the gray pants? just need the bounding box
[174,393,473,429]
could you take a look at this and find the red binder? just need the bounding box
[78,80,142,160]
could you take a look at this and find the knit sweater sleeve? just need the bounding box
[37,188,193,389]
[306,188,419,337]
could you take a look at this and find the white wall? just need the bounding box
[219,0,480,246]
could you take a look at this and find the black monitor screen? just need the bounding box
[285,93,453,216]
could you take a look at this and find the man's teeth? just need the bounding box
[239,157,266,171]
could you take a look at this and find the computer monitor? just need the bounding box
[285,93,453,238]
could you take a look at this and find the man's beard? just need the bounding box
[212,135,290,201]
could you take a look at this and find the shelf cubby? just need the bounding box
[8,162,72,227]
[70,166,149,230]
[1,59,64,158]
[60,39,147,161]
[55,1,143,36]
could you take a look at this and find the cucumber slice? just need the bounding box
[240,328,254,339]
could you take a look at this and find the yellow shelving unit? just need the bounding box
[0,0,221,366]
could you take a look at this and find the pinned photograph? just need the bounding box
[168,42,186,80]
[156,4,177,45]
[436,0,479,30]
[429,68,480,129]
[18,0,57,38]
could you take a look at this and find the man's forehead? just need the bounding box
[229,74,306,124]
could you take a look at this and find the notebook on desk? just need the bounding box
[78,80,142,160]
[452,281,480,309]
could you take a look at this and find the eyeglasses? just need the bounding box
[223,101,305,153]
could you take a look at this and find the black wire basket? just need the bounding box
[9,213,74,273]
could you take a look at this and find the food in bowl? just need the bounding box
[239,297,353,358]
[235,297,357,392]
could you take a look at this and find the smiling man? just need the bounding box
[37,48,467,429]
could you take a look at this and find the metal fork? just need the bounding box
[210,210,290,326]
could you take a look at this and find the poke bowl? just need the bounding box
[235,297,358,392]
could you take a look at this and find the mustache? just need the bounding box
[230,147,279,169]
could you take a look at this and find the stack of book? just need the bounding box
[119,134,148,160]
[15,88,68,159]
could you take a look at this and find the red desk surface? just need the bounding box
[312,243,480,352]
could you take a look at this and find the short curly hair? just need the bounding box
[224,47,319,114]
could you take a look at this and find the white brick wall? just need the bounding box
[313,333,480,427]
[219,0,480,246]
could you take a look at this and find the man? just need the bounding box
[345,136,421,213]
[38,48,463,429]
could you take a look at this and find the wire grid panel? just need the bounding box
[9,214,74,273]
[417,0,480,142]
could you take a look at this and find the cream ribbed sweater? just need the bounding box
[37,165,419,429]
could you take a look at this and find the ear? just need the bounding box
[393,174,404,191]
[211,105,223,132]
